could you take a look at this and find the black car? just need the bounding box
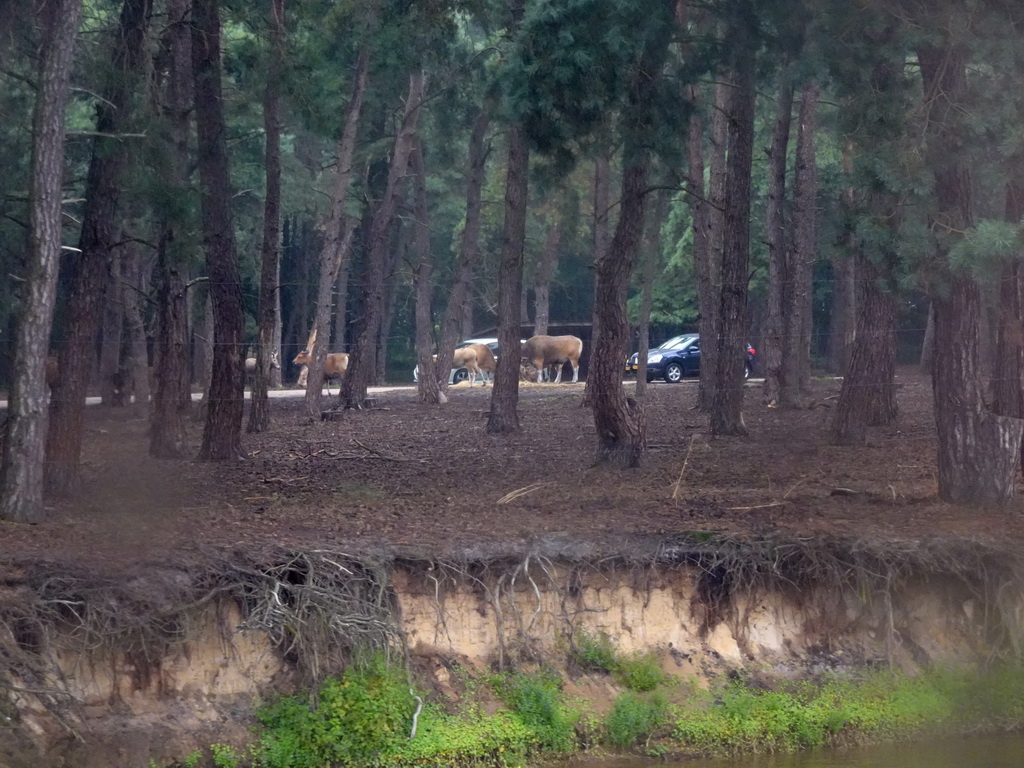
[626,333,756,383]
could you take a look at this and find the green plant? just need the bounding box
[182,751,203,768]
[210,743,242,768]
[571,629,618,673]
[605,690,671,749]
[492,669,576,753]
[613,652,668,692]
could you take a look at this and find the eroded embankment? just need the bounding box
[2,533,1023,767]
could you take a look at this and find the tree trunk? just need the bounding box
[45,0,151,495]
[304,40,371,416]
[533,216,560,337]
[149,0,193,457]
[920,42,1023,504]
[698,73,731,411]
[710,3,756,437]
[486,124,529,434]
[633,190,668,400]
[761,77,793,407]
[0,0,83,523]
[991,181,1024,442]
[342,70,425,409]
[121,237,151,414]
[98,250,125,406]
[582,147,612,406]
[411,140,444,404]
[435,110,490,395]
[248,0,285,433]
[831,255,898,444]
[192,0,246,459]
[780,82,818,407]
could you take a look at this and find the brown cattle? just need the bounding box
[292,349,349,392]
[452,342,496,386]
[521,335,583,384]
[245,349,281,374]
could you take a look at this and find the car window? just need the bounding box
[660,335,697,351]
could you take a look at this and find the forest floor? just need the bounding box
[2,366,1024,580]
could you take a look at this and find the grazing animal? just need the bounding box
[521,335,583,384]
[450,343,497,386]
[292,349,349,392]
[245,349,280,374]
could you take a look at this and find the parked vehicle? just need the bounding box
[413,338,501,385]
[625,334,756,383]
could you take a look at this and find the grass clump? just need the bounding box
[571,629,618,673]
[571,629,669,692]
[491,669,577,754]
[606,691,672,749]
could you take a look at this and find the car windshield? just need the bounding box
[657,334,698,351]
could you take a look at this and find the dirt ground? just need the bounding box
[3,367,1024,579]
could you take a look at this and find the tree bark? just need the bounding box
[0,0,83,522]
[149,0,193,458]
[435,110,490,395]
[991,180,1024,442]
[121,237,151,414]
[98,249,125,406]
[248,0,285,433]
[698,73,731,412]
[411,140,444,404]
[486,124,529,434]
[304,40,371,416]
[919,42,1023,504]
[710,3,757,437]
[342,70,425,409]
[761,77,793,407]
[533,215,560,338]
[633,190,668,400]
[781,81,819,408]
[45,0,151,494]
[831,255,898,444]
[192,0,246,459]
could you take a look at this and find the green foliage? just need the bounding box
[571,629,618,673]
[491,669,576,754]
[613,653,669,693]
[257,653,416,768]
[210,743,243,768]
[671,667,1024,756]
[605,691,671,749]
[387,705,532,768]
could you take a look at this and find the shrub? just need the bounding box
[571,630,618,673]
[606,691,671,749]
[614,652,669,692]
[492,669,576,753]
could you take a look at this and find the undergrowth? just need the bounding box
[160,659,1024,767]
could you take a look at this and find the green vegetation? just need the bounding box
[571,628,670,691]
[672,667,1024,756]
[159,658,1024,767]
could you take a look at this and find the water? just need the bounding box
[571,733,1024,768]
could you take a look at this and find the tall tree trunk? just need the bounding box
[781,82,819,406]
[831,254,898,444]
[590,26,669,464]
[342,70,425,409]
[486,124,529,434]
[304,41,371,416]
[45,0,151,495]
[98,251,125,406]
[248,0,285,433]
[332,258,349,351]
[709,2,756,436]
[992,180,1024,443]
[435,110,490,395]
[533,216,560,337]
[698,73,731,411]
[582,147,612,406]
[121,237,151,414]
[761,77,793,407]
[411,140,444,404]
[149,0,193,457]
[920,42,1023,504]
[827,144,858,375]
[633,190,668,400]
[0,0,83,523]
[192,0,246,459]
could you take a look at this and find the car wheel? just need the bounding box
[745,362,752,379]
[664,362,685,383]
[452,368,469,384]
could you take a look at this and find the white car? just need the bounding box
[413,338,501,385]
